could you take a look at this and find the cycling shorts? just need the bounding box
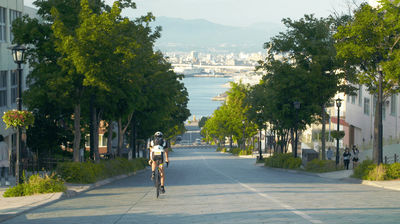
[151,151,164,165]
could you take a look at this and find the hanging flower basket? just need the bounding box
[2,110,35,129]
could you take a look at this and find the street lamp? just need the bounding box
[258,117,263,160]
[11,45,26,185]
[335,98,342,167]
[242,120,245,150]
[378,66,383,165]
[293,101,300,158]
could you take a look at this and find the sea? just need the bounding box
[182,76,233,120]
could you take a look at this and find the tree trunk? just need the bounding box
[373,99,380,164]
[291,128,295,155]
[117,118,123,157]
[89,95,95,160]
[93,110,100,162]
[321,105,326,160]
[229,136,233,150]
[73,104,81,162]
[117,113,134,157]
[131,115,136,159]
[107,121,113,155]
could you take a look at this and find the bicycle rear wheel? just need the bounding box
[155,170,161,198]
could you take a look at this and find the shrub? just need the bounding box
[386,163,400,180]
[230,148,241,155]
[57,157,148,184]
[366,164,387,181]
[305,159,337,173]
[239,149,252,156]
[265,153,301,169]
[3,173,66,197]
[353,159,376,179]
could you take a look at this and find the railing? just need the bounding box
[23,157,73,172]
[384,154,399,164]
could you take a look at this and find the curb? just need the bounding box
[260,165,400,191]
[0,168,148,223]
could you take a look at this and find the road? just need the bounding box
[3,146,400,224]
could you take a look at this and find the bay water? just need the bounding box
[182,76,232,120]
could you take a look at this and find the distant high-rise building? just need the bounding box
[190,51,199,64]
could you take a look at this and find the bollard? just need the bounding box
[395,154,398,163]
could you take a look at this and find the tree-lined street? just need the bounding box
[3,146,399,224]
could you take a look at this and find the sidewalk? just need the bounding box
[260,164,400,191]
[0,169,147,223]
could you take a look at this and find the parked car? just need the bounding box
[195,138,201,145]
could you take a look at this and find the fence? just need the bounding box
[384,154,399,164]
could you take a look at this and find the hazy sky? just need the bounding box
[24,0,367,27]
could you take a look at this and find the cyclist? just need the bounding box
[149,131,169,193]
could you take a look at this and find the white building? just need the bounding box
[0,0,35,159]
[303,87,400,151]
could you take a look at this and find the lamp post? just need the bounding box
[258,117,263,160]
[11,45,26,185]
[335,98,342,167]
[242,120,245,150]
[378,67,383,165]
[293,101,300,158]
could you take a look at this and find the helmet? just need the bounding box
[154,131,163,137]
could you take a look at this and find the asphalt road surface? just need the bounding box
[3,146,400,224]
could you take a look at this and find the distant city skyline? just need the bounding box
[24,0,367,27]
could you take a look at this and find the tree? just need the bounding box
[203,82,256,150]
[334,1,400,163]
[258,14,354,157]
[12,0,106,162]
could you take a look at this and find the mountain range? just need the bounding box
[151,17,284,53]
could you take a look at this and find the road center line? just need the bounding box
[201,153,323,224]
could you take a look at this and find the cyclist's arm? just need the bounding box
[165,148,169,162]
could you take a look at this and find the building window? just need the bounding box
[358,85,362,106]
[364,97,370,115]
[351,95,356,104]
[0,7,6,42]
[99,134,108,147]
[9,10,22,42]
[0,71,7,107]
[11,70,17,104]
[391,94,397,116]
[85,135,90,147]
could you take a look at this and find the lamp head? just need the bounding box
[293,101,301,109]
[11,45,26,64]
[336,98,342,108]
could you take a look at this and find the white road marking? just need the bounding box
[201,153,323,224]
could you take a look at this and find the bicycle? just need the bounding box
[154,161,168,198]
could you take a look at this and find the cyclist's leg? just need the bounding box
[159,164,165,186]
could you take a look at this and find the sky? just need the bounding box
[24,0,368,27]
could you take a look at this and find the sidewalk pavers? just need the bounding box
[0,169,147,223]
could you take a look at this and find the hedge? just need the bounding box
[265,153,301,169]
[56,157,148,184]
[305,159,338,173]
[3,173,66,197]
[353,160,400,180]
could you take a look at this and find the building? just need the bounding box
[303,87,400,152]
[0,0,35,164]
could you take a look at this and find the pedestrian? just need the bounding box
[0,135,10,186]
[343,147,351,170]
[327,147,333,160]
[352,145,359,168]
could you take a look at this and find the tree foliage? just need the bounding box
[334,1,400,163]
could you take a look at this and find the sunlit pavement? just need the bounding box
[2,146,400,224]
